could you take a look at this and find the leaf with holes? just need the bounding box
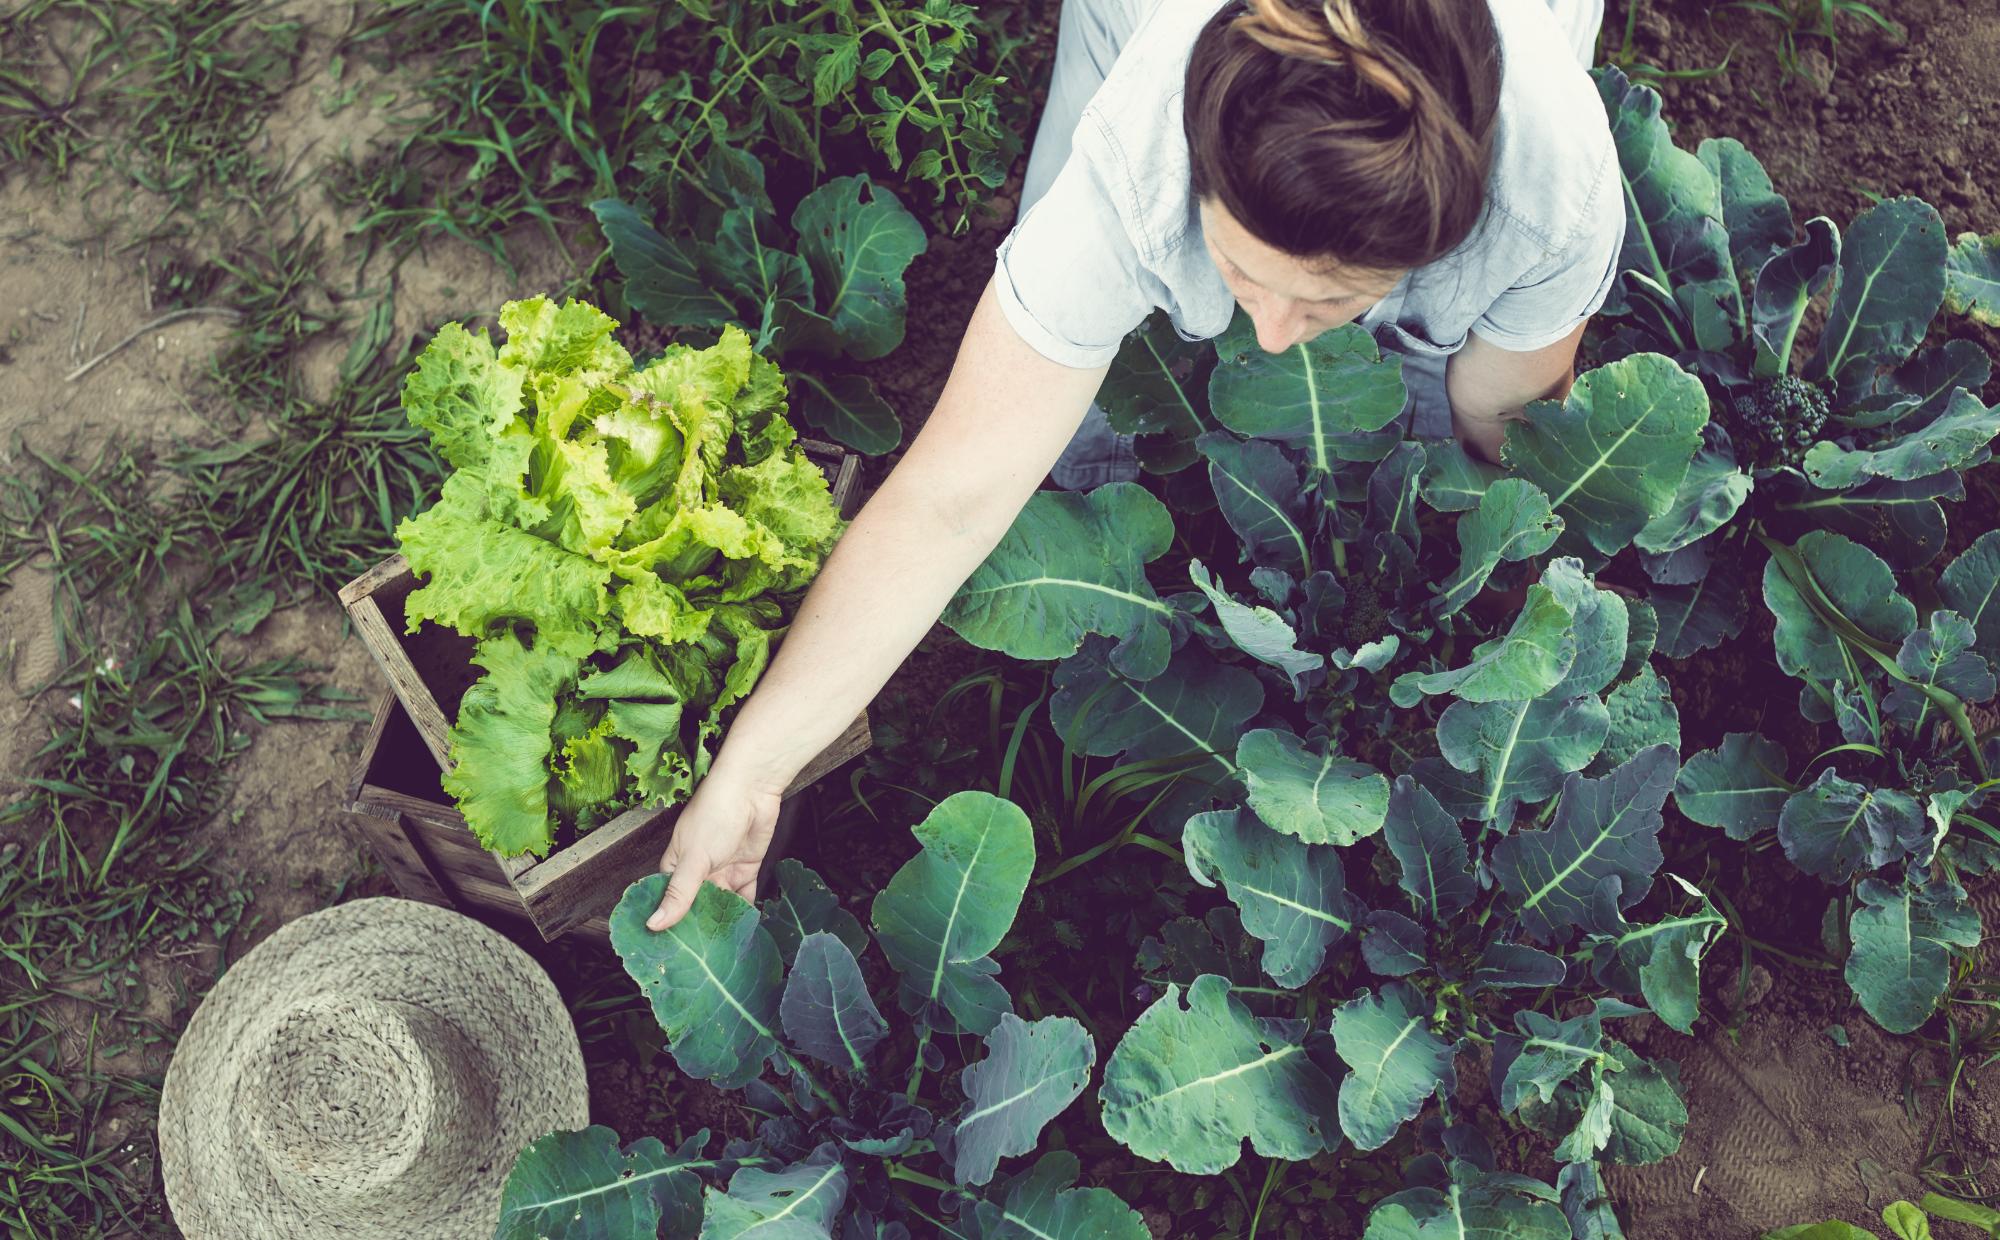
[612,876,782,1088]
[497,1126,706,1240]
[1099,975,1338,1174]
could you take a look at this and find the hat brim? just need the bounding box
[159,897,589,1239]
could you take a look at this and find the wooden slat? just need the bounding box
[346,694,397,803]
[338,807,453,908]
[336,552,411,608]
[341,584,456,772]
[509,718,867,941]
[357,782,535,881]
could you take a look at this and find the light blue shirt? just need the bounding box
[993,0,1624,435]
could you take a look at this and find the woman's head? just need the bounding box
[1186,0,1501,351]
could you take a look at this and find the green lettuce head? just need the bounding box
[396,296,843,856]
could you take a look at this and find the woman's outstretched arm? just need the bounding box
[644,277,1110,930]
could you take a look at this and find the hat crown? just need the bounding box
[237,993,493,1223]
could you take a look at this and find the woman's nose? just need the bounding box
[1249,301,1307,353]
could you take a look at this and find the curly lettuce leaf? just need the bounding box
[444,632,583,856]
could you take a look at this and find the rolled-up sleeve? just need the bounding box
[993,147,1158,370]
[1470,141,1626,354]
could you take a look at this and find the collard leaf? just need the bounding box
[762,859,868,967]
[1332,981,1453,1151]
[497,1126,705,1240]
[1698,136,1795,283]
[1801,389,2000,489]
[1099,975,1338,1174]
[1752,217,1840,377]
[1558,1161,1627,1240]
[1809,197,1948,382]
[1382,776,1477,921]
[790,176,926,360]
[1394,581,1577,705]
[1361,911,1428,977]
[965,1151,1150,1240]
[1436,695,1611,821]
[944,484,1177,677]
[1474,942,1570,991]
[593,199,740,331]
[1586,874,1726,1034]
[1940,530,2000,665]
[1493,747,1677,942]
[1238,728,1390,846]
[1673,733,1792,840]
[1773,472,1961,570]
[1595,666,1681,775]
[1050,640,1262,789]
[1419,439,1501,512]
[1433,478,1564,617]
[948,1015,1095,1187]
[1777,769,1921,883]
[1197,431,1314,576]
[1362,1159,1570,1239]
[1543,560,1631,700]
[702,1144,848,1238]
[789,371,901,455]
[1596,67,1739,345]
[1633,447,1752,555]
[1190,562,1324,695]
[781,932,888,1072]
[1500,353,1709,557]
[1945,230,2000,325]
[612,877,781,1088]
[1100,312,1216,473]
[1764,532,1917,685]
[1137,907,1268,995]
[1184,808,1358,987]
[1846,876,1980,1034]
[870,792,1035,1036]
[1208,316,1408,473]
[1500,1008,1604,1112]
[1898,610,1997,703]
[1649,556,1749,659]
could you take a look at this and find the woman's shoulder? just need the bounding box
[1480,0,1620,260]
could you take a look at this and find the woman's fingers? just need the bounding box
[649,847,710,931]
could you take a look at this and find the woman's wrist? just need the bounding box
[706,700,811,797]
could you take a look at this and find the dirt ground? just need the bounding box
[5,0,2000,1235]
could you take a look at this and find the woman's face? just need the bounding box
[1199,198,1408,354]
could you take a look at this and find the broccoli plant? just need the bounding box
[496,792,1147,1238]
[1673,528,1999,1034]
[942,315,1725,1234]
[1591,66,2000,657]
[593,153,926,455]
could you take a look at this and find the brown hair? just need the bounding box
[1185,0,1501,271]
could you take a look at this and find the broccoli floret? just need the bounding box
[1725,375,1830,468]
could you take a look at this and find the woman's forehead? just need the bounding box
[1200,199,1404,300]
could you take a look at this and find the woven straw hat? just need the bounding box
[158,897,589,1238]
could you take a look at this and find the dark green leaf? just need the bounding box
[1238,728,1389,845]
[948,1015,1095,1186]
[612,877,780,1088]
[1209,315,1408,474]
[1847,875,1980,1033]
[791,176,927,360]
[1332,981,1452,1151]
[1809,197,1948,382]
[781,932,888,1072]
[1674,733,1792,839]
[789,371,902,455]
[1184,808,1357,987]
[1492,747,1677,942]
[1381,776,1477,921]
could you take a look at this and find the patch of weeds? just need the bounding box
[0,0,304,222]
[1725,0,1903,81]
[0,0,118,177]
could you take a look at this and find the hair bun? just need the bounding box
[1234,0,1417,110]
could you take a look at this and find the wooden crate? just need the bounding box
[335,441,868,942]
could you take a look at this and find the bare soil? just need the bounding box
[5,0,2000,1235]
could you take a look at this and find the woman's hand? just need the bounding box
[646,761,785,930]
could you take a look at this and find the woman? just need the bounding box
[644,0,1620,931]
